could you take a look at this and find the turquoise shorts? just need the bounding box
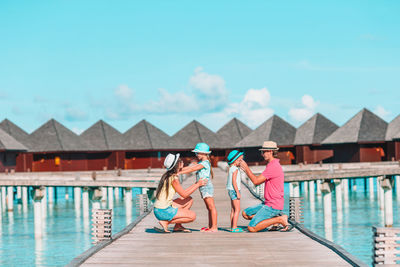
[227,189,239,200]
[199,183,214,199]
[244,203,282,227]
[154,206,178,221]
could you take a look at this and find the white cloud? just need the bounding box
[115,85,133,100]
[288,94,318,122]
[374,105,390,119]
[71,127,84,135]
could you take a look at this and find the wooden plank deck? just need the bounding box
[81,169,351,266]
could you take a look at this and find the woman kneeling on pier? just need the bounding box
[153,153,207,233]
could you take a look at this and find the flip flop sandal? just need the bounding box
[231,228,244,233]
[154,227,171,233]
[269,225,283,231]
[200,227,209,232]
[279,225,294,232]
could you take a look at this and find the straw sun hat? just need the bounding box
[259,141,279,151]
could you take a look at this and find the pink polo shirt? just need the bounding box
[262,159,284,210]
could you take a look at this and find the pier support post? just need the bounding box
[333,179,342,212]
[125,187,132,224]
[369,177,374,200]
[396,175,400,200]
[289,183,294,197]
[47,187,54,204]
[7,186,14,211]
[292,182,300,197]
[16,186,22,201]
[114,187,120,201]
[316,180,322,196]
[101,187,107,202]
[108,187,114,209]
[1,187,6,210]
[378,176,385,210]
[342,179,349,206]
[309,180,315,210]
[82,187,89,219]
[321,181,333,241]
[22,186,28,212]
[303,181,308,197]
[91,188,103,210]
[74,187,82,214]
[33,187,45,238]
[41,187,47,218]
[381,177,394,227]
[65,187,70,200]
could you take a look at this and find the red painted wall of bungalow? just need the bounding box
[332,143,385,163]
[124,151,168,169]
[386,141,400,161]
[241,146,295,166]
[16,153,33,172]
[86,151,124,170]
[295,145,335,164]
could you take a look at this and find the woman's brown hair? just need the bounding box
[155,161,180,200]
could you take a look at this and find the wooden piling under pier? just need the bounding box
[78,169,356,266]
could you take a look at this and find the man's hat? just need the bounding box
[259,141,279,151]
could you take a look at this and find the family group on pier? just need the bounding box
[153,141,293,233]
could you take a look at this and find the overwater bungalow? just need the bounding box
[80,120,125,170]
[294,113,338,164]
[322,108,387,162]
[215,118,252,160]
[385,115,400,161]
[0,119,33,172]
[235,115,296,165]
[168,120,222,166]
[0,128,27,172]
[28,119,92,172]
[123,120,170,169]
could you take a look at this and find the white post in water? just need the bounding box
[65,187,69,200]
[309,180,315,211]
[101,187,107,202]
[378,176,385,211]
[321,181,333,241]
[47,187,54,204]
[74,187,82,215]
[114,187,120,201]
[125,187,132,225]
[33,187,45,238]
[41,187,47,218]
[381,177,394,227]
[304,181,309,197]
[92,188,102,210]
[333,179,343,212]
[292,182,300,197]
[369,177,374,200]
[22,186,28,212]
[289,183,294,197]
[342,179,349,207]
[1,187,6,210]
[377,177,381,201]
[82,187,89,219]
[7,186,14,211]
[316,180,322,196]
[16,186,22,201]
[396,175,400,200]
[108,187,114,209]
[352,179,357,191]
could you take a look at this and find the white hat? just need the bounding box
[164,153,180,170]
[259,141,279,151]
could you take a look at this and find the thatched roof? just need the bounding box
[169,120,220,150]
[123,120,170,150]
[236,115,296,148]
[216,118,252,148]
[322,108,387,144]
[81,120,125,151]
[29,119,91,152]
[0,128,27,151]
[385,115,400,141]
[0,119,32,149]
[294,113,338,145]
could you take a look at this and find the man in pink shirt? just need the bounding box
[240,141,293,232]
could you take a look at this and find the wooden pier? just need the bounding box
[76,168,360,267]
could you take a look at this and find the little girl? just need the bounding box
[226,150,244,233]
[178,142,218,232]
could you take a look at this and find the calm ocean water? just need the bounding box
[0,187,142,266]
[0,179,398,266]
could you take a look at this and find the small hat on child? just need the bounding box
[227,150,244,165]
[164,153,180,170]
[192,143,211,154]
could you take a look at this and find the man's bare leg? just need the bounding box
[248,214,289,233]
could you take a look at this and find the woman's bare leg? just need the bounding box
[172,197,193,230]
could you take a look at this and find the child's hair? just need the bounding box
[155,162,180,199]
[206,155,214,179]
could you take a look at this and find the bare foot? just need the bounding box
[203,228,218,233]
[159,221,170,233]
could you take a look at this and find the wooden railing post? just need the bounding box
[92,209,112,244]
[372,226,400,265]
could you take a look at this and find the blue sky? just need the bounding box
[1,0,399,135]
